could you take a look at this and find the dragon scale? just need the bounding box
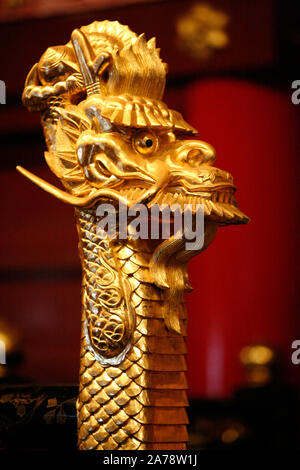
[76,207,189,450]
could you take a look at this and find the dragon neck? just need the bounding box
[75,205,202,450]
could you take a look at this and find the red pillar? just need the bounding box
[185,79,300,398]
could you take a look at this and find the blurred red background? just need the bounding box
[0,0,299,399]
[185,79,300,397]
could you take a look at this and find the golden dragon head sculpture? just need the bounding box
[19,20,249,450]
[20,20,247,219]
[19,20,248,339]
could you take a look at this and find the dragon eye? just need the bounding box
[133,131,158,155]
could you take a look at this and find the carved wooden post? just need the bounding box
[19,21,248,450]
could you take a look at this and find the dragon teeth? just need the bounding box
[152,192,163,204]
[220,203,235,219]
[175,194,185,207]
[118,189,246,222]
[202,200,212,215]
[171,192,179,203]
[160,194,172,205]
[211,201,224,217]
[186,196,194,208]
[211,191,234,204]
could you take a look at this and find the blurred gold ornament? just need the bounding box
[221,423,246,444]
[0,318,22,379]
[20,20,248,449]
[240,344,276,386]
[176,3,229,60]
[240,344,275,367]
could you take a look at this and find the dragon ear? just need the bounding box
[71,29,111,95]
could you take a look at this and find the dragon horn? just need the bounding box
[17,165,169,209]
[16,166,129,208]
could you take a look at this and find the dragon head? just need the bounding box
[19,20,248,227]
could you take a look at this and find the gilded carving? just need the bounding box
[19,21,248,450]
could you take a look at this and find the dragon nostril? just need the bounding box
[186,148,203,165]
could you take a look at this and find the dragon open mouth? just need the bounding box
[17,165,249,226]
[118,186,249,225]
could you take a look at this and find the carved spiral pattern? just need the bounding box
[78,208,133,359]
